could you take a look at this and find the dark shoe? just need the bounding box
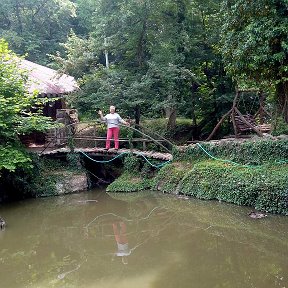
[104,148,109,151]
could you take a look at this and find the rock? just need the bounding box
[248,211,267,219]
[55,172,88,195]
[0,217,6,230]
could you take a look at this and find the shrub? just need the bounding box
[174,139,288,165]
[155,161,288,214]
[106,173,153,192]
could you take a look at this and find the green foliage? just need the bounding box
[0,145,32,172]
[2,154,86,198]
[0,0,76,64]
[272,117,288,136]
[157,139,288,214]
[3,155,60,198]
[50,31,97,79]
[221,0,288,121]
[221,0,288,82]
[70,66,130,117]
[106,172,153,192]
[142,117,195,142]
[0,39,55,174]
[140,162,154,179]
[66,152,83,171]
[173,139,288,165]
[153,162,191,194]
[55,0,235,139]
[155,161,288,214]
[123,154,141,175]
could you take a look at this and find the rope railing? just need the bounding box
[80,151,171,168]
[42,120,175,155]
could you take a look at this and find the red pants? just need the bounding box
[112,222,128,244]
[106,127,120,149]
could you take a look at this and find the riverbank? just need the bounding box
[107,137,288,215]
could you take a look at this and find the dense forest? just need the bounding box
[0,0,287,174]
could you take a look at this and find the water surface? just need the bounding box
[0,189,288,288]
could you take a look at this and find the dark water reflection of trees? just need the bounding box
[0,189,288,288]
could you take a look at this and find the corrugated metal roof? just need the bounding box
[19,59,78,95]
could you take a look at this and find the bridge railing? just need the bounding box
[44,121,174,153]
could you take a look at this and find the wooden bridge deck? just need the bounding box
[30,147,173,161]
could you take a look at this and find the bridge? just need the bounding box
[38,147,172,161]
[29,121,174,163]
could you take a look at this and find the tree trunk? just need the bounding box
[137,1,148,68]
[166,108,177,131]
[276,82,288,123]
[134,105,141,125]
[190,83,198,140]
[15,0,23,34]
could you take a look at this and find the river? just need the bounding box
[0,189,288,288]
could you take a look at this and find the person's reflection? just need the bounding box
[112,221,131,265]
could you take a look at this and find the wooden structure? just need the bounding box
[46,135,165,151]
[18,60,78,146]
[35,147,173,162]
[44,121,173,154]
[47,109,79,146]
[19,59,78,120]
[207,89,271,140]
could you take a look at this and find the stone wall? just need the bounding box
[54,171,88,195]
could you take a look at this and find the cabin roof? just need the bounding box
[19,59,78,96]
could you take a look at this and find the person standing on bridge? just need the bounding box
[98,106,129,150]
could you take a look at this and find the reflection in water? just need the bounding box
[112,221,130,264]
[0,189,288,288]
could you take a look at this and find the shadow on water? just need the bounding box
[0,189,288,288]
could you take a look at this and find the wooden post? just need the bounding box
[93,124,97,148]
[259,91,265,125]
[206,90,240,141]
[143,140,147,151]
[231,109,239,137]
[206,108,232,141]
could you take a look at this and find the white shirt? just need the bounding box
[103,113,123,128]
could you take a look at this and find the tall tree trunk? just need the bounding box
[276,81,288,123]
[15,0,23,34]
[191,84,198,140]
[137,1,148,68]
[134,105,141,126]
[166,107,177,131]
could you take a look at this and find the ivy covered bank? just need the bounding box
[107,137,288,215]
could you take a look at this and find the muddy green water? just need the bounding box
[0,189,288,288]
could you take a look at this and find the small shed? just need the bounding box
[19,60,79,146]
[20,59,79,119]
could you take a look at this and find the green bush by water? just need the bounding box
[106,172,153,192]
[173,139,288,165]
[154,161,288,214]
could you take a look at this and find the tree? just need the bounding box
[55,0,234,139]
[221,0,288,122]
[0,0,76,64]
[0,39,54,173]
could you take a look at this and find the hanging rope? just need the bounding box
[80,151,171,168]
[119,123,173,153]
[195,143,260,168]
[196,143,287,168]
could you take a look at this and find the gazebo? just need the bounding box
[20,59,79,119]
